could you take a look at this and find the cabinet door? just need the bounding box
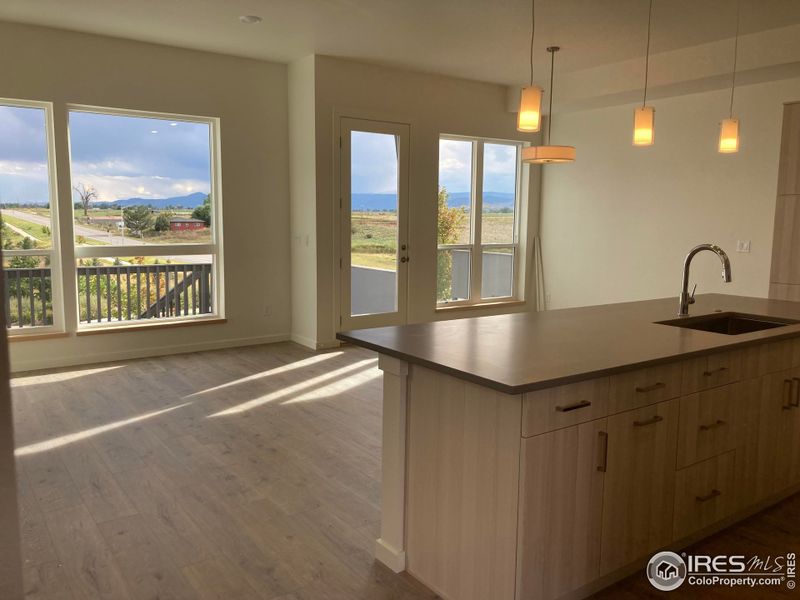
[517,419,606,600]
[756,370,798,498]
[600,399,679,575]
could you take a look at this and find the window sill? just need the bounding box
[8,331,70,343]
[76,317,227,336]
[435,299,526,313]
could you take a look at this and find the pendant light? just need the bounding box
[719,0,741,153]
[633,0,656,146]
[517,0,543,132]
[522,46,576,164]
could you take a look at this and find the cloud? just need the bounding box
[350,131,398,194]
[0,105,51,203]
[438,138,472,193]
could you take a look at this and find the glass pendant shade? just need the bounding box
[522,144,576,164]
[633,106,655,146]
[517,86,543,132]
[718,118,739,153]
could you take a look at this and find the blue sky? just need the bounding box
[0,105,211,205]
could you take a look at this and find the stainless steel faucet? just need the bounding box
[678,244,732,316]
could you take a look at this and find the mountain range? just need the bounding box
[351,191,514,211]
[98,191,208,209]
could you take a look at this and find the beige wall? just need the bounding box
[288,56,319,348]
[0,22,292,372]
[311,56,543,347]
[541,77,800,310]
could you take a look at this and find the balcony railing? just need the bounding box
[3,263,213,328]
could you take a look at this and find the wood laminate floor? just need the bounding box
[10,342,800,599]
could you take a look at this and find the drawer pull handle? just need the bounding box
[695,489,722,502]
[635,382,666,393]
[699,419,726,432]
[555,400,592,413]
[633,415,663,427]
[702,366,729,377]
[596,431,608,472]
[783,379,794,411]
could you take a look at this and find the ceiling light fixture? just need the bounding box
[517,0,542,132]
[522,46,576,164]
[719,0,742,154]
[239,15,263,24]
[633,0,656,146]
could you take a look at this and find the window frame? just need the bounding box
[66,104,225,330]
[436,134,523,308]
[0,98,65,336]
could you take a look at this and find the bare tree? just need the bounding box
[73,183,98,218]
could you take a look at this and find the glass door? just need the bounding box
[339,118,409,330]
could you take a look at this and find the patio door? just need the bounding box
[339,118,410,331]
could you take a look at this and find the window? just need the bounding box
[0,100,62,333]
[437,136,522,306]
[68,108,221,327]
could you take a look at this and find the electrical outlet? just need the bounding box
[736,240,751,253]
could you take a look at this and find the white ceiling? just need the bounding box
[2,0,800,86]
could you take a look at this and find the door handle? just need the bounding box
[633,415,663,427]
[596,431,608,472]
[792,377,800,408]
[783,379,794,410]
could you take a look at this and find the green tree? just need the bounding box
[123,205,153,238]
[436,186,467,302]
[191,195,211,226]
[153,213,171,232]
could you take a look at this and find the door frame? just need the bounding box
[335,115,411,331]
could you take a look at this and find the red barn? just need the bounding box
[169,217,206,231]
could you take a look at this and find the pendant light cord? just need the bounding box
[729,0,741,117]
[547,48,555,145]
[642,0,654,107]
[529,0,535,86]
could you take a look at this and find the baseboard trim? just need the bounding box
[290,333,341,351]
[375,538,406,573]
[10,332,292,374]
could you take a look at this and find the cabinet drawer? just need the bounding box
[740,339,794,379]
[677,383,741,469]
[523,378,609,437]
[682,351,742,394]
[609,362,683,414]
[673,451,736,541]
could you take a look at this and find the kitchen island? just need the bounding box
[337,294,800,600]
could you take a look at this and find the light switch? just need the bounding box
[736,240,751,253]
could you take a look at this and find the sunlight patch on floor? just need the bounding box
[11,364,125,387]
[15,401,192,456]
[185,351,344,398]
[281,369,382,404]
[208,358,377,416]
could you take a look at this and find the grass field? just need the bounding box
[2,214,52,247]
[349,210,514,270]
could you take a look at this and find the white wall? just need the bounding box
[541,77,800,310]
[312,56,543,347]
[1,22,292,371]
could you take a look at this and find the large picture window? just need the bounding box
[437,136,522,306]
[68,108,221,327]
[0,100,62,333]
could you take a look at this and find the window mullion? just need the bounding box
[470,140,484,303]
[51,103,75,333]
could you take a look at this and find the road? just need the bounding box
[1,209,212,264]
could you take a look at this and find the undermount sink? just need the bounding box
[656,312,800,335]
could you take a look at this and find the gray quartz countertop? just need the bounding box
[337,294,800,394]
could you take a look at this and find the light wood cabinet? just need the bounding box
[599,399,679,575]
[673,451,736,540]
[522,378,609,437]
[770,102,800,295]
[608,362,682,414]
[676,383,741,469]
[778,102,800,195]
[517,419,606,600]
[681,350,741,394]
